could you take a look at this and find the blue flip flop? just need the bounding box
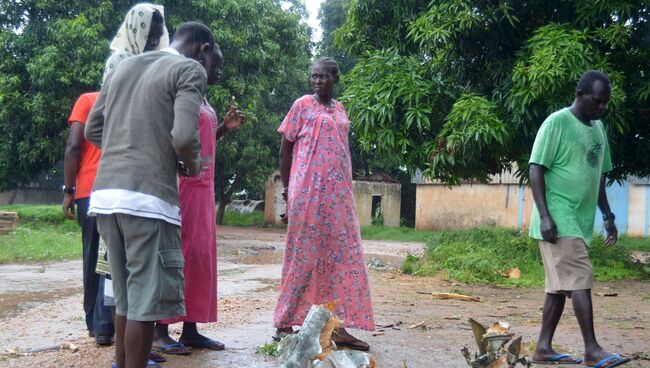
[153,342,191,355]
[111,360,161,368]
[532,353,583,365]
[587,354,631,368]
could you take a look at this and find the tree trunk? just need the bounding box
[216,185,228,225]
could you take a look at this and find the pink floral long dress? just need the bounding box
[273,95,375,331]
[160,99,218,324]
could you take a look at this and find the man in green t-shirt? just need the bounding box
[529,71,630,368]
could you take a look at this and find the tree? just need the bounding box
[0,0,312,225]
[0,0,132,190]
[335,0,650,184]
[317,0,354,74]
[317,0,418,226]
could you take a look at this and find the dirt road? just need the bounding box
[0,226,648,367]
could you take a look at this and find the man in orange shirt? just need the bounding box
[63,92,115,346]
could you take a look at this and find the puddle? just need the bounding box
[0,287,83,318]
[233,249,284,265]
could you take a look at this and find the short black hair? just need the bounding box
[173,22,214,50]
[576,70,610,95]
[313,57,339,77]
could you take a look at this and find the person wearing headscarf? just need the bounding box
[102,3,169,83]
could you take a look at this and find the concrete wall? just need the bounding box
[264,171,286,227]
[264,171,402,227]
[415,184,534,231]
[627,184,649,237]
[353,181,401,227]
[0,189,62,205]
[416,182,650,237]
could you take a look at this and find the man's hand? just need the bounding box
[177,161,191,177]
[63,193,76,220]
[604,219,618,246]
[224,105,244,131]
[540,215,558,244]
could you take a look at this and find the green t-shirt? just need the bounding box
[529,107,612,245]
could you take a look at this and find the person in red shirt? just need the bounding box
[63,92,115,346]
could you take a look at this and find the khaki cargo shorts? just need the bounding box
[96,213,185,321]
[539,237,594,295]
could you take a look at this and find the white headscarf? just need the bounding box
[102,3,170,83]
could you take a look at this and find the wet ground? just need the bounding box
[0,226,649,367]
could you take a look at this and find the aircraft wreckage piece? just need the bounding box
[279,305,333,368]
[279,304,375,368]
[461,319,530,368]
[312,350,375,368]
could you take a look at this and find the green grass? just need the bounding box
[222,210,266,227]
[0,205,81,263]
[360,225,433,242]
[256,341,280,357]
[402,227,650,287]
[617,235,650,252]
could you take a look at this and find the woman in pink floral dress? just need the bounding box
[273,57,375,350]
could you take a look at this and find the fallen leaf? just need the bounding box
[508,268,521,279]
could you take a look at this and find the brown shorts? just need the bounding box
[539,237,593,295]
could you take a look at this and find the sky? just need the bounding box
[304,0,325,43]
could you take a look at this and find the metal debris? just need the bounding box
[367,258,391,271]
[461,318,530,368]
[312,350,375,368]
[279,304,375,368]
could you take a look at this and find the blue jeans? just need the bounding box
[77,197,114,336]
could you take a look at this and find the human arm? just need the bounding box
[216,105,244,140]
[277,98,303,223]
[529,163,558,244]
[597,176,617,246]
[171,65,206,177]
[62,122,84,219]
[279,137,294,224]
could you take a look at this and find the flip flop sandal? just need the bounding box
[532,353,583,365]
[148,351,167,363]
[587,354,631,368]
[179,338,225,351]
[332,338,370,351]
[272,329,298,342]
[111,361,161,368]
[153,342,192,355]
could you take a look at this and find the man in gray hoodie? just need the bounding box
[85,22,215,368]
